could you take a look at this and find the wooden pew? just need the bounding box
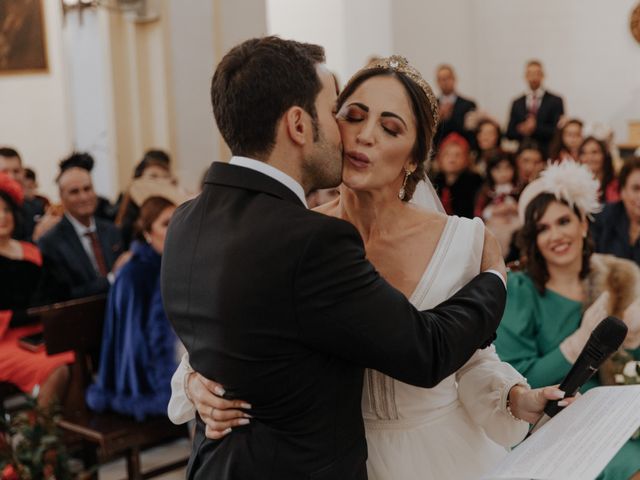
[36,295,189,479]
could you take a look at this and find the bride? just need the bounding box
[168,56,568,479]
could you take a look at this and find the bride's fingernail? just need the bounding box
[241,402,252,409]
[557,400,569,407]
[551,389,566,399]
[238,419,250,426]
[214,386,226,396]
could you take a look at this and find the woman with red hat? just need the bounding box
[0,172,72,407]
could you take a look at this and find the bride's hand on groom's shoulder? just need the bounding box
[186,372,253,439]
[480,229,506,282]
[508,384,578,424]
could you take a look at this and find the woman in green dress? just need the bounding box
[495,160,640,480]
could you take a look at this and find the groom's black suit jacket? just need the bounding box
[162,162,506,480]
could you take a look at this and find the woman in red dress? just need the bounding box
[0,172,73,407]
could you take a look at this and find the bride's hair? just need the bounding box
[336,67,437,202]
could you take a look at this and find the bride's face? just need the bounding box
[336,75,417,197]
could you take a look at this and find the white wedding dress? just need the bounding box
[362,216,528,480]
[167,215,529,479]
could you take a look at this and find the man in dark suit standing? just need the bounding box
[506,60,564,156]
[434,64,477,149]
[38,160,126,300]
[162,37,507,480]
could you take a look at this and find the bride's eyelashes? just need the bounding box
[337,105,401,138]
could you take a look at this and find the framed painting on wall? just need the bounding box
[0,0,48,74]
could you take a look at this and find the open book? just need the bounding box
[483,385,640,480]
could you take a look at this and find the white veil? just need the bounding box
[410,178,446,214]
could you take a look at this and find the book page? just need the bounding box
[483,385,640,480]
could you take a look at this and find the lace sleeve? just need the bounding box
[167,352,196,424]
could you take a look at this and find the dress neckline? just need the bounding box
[409,216,455,306]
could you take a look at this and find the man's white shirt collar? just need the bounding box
[65,212,96,237]
[228,156,308,208]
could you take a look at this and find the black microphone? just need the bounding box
[544,316,628,418]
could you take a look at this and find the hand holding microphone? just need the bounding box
[545,315,628,418]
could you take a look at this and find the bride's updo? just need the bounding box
[336,55,439,202]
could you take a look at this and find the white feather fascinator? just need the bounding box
[518,160,602,223]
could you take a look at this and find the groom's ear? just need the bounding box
[283,106,309,147]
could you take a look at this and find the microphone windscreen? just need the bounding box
[592,316,627,353]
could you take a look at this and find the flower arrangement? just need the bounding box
[609,350,640,440]
[0,400,72,480]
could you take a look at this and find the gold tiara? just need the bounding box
[361,55,439,129]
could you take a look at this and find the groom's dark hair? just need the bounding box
[211,36,325,159]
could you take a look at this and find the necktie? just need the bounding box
[84,231,108,276]
[529,93,539,116]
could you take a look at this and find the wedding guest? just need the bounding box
[37,160,126,300]
[0,147,42,240]
[474,153,519,255]
[495,160,640,480]
[0,172,72,407]
[578,136,619,204]
[23,167,50,213]
[548,118,583,161]
[515,139,546,191]
[434,64,477,148]
[472,118,503,175]
[432,132,483,218]
[592,157,640,264]
[506,60,564,156]
[115,152,175,249]
[87,196,180,420]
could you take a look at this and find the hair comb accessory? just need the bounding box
[518,160,602,224]
[362,55,439,129]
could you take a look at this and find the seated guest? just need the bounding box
[592,157,640,264]
[0,147,44,240]
[433,64,477,148]
[514,139,546,192]
[548,118,583,161]
[471,118,503,175]
[23,167,50,215]
[578,136,619,204]
[474,153,519,255]
[495,160,640,480]
[431,133,483,218]
[0,173,72,407]
[506,60,564,156]
[63,152,118,221]
[115,151,175,249]
[87,196,180,420]
[37,159,126,300]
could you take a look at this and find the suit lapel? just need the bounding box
[59,216,97,279]
[204,162,306,208]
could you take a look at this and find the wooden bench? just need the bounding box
[35,295,189,479]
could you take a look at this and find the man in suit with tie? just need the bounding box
[38,160,126,300]
[162,37,507,480]
[506,60,564,156]
[434,64,477,149]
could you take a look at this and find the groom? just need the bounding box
[162,37,507,480]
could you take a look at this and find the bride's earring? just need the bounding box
[398,169,411,200]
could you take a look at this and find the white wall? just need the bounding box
[63,9,117,199]
[393,0,640,142]
[266,0,392,85]
[0,0,73,200]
